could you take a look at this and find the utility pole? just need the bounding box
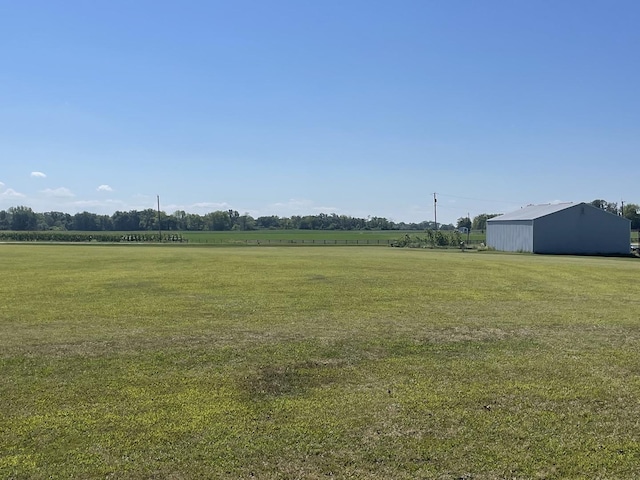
[621,200,625,216]
[433,192,438,230]
[467,211,471,244]
[157,195,162,241]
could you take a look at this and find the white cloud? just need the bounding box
[69,199,128,211]
[41,187,75,198]
[0,181,4,188]
[31,171,47,178]
[271,198,311,209]
[190,202,231,211]
[267,198,339,216]
[97,184,113,192]
[312,205,339,213]
[0,188,26,199]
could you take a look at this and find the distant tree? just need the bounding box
[299,215,317,230]
[0,210,11,230]
[228,210,240,229]
[456,217,472,230]
[96,215,113,231]
[138,208,158,230]
[256,215,281,229]
[185,213,204,231]
[238,213,256,231]
[623,203,640,229]
[35,212,47,230]
[72,211,100,231]
[43,211,73,230]
[590,199,618,214]
[472,213,500,231]
[204,210,232,231]
[281,217,296,229]
[9,206,38,230]
[163,212,178,231]
[112,210,140,231]
[367,216,392,230]
[173,210,187,230]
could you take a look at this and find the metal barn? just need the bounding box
[486,203,630,254]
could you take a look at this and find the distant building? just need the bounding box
[487,202,630,255]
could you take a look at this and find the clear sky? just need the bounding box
[1,1,639,224]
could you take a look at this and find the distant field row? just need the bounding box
[0,229,489,244]
[181,230,486,244]
[1,229,637,245]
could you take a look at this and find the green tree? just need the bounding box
[228,210,240,229]
[173,210,187,230]
[72,212,99,231]
[472,213,500,231]
[43,211,73,230]
[456,217,471,230]
[9,206,38,230]
[622,203,640,229]
[204,211,232,230]
[138,209,158,230]
[185,213,204,231]
[256,215,281,229]
[0,210,11,230]
[590,199,618,214]
[112,210,140,231]
[238,213,256,231]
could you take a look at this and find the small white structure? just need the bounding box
[487,202,630,255]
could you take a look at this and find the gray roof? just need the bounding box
[488,202,577,221]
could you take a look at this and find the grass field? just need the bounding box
[1,245,640,478]
[181,229,486,245]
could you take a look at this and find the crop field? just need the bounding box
[178,229,486,245]
[181,229,406,245]
[1,245,640,479]
[0,229,488,246]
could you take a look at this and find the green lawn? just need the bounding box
[1,245,640,478]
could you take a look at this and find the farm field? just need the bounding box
[181,229,488,245]
[181,229,414,244]
[1,245,640,478]
[0,229,488,246]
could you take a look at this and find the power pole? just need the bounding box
[433,192,438,230]
[157,195,162,241]
[621,200,625,216]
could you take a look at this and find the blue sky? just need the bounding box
[1,1,639,224]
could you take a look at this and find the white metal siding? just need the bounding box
[487,221,533,252]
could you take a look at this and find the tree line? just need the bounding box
[0,206,453,232]
[2,198,637,232]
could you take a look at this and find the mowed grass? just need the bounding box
[1,245,640,479]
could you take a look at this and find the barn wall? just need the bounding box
[534,205,630,254]
[486,220,534,252]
